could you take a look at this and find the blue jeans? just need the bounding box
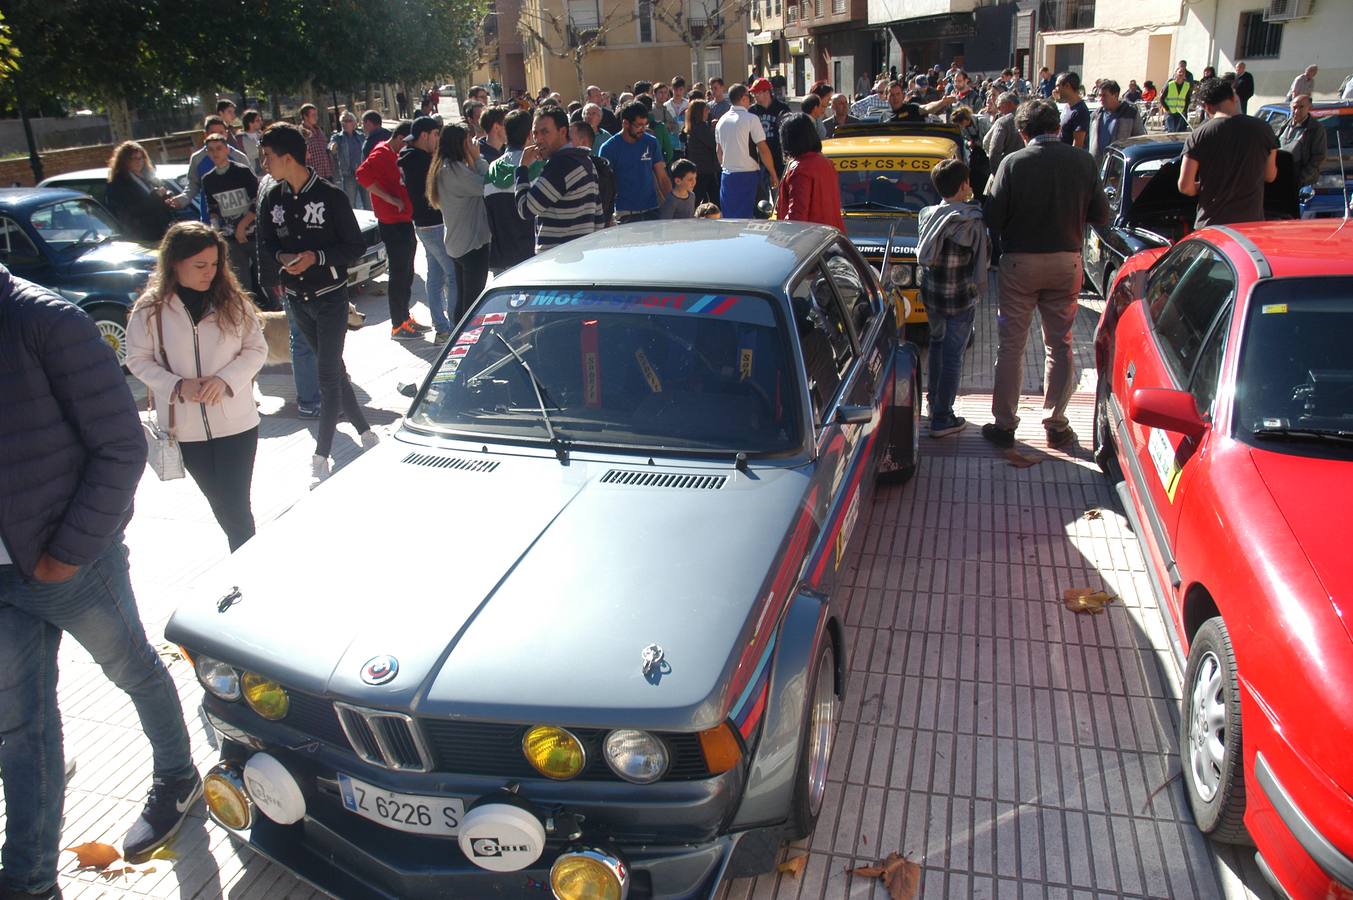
[286,296,320,409]
[925,304,976,425]
[0,539,194,892]
[416,224,457,332]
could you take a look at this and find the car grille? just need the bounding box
[284,691,710,780]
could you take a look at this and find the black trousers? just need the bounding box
[379,221,416,327]
[288,287,370,457]
[695,173,721,207]
[180,426,258,552]
[451,242,491,324]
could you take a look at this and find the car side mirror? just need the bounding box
[1127,388,1207,441]
[835,404,873,425]
[756,199,774,218]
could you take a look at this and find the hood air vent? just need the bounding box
[401,452,500,473]
[600,469,727,490]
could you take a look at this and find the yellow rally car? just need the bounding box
[821,122,964,329]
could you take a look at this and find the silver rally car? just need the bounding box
[166,220,922,900]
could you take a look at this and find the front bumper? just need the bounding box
[1252,751,1353,898]
[348,244,388,287]
[204,703,753,899]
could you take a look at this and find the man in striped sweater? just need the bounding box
[515,107,605,253]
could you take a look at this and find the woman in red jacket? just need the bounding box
[774,113,844,231]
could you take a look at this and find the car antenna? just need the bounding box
[879,220,900,284]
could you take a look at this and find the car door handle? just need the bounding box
[1126,362,1135,385]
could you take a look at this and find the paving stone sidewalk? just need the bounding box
[1,255,1277,899]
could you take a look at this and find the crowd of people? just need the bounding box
[0,52,1341,899]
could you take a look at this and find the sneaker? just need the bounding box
[310,454,331,490]
[407,320,432,333]
[297,403,321,419]
[1046,425,1077,448]
[929,416,967,438]
[390,320,422,340]
[122,771,202,864]
[981,423,1016,449]
[0,884,62,900]
[360,430,379,450]
[433,330,452,343]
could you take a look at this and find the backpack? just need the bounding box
[591,153,617,223]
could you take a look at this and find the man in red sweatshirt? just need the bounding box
[356,119,428,339]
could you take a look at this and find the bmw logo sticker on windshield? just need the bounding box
[361,655,398,685]
[508,293,529,308]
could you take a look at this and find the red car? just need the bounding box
[1093,220,1353,900]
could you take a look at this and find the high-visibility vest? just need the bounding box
[1164,79,1190,113]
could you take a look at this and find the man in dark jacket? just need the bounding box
[257,123,378,486]
[399,116,458,340]
[1087,80,1148,166]
[982,92,1024,190]
[1235,62,1255,114]
[983,99,1110,449]
[484,108,539,271]
[0,268,199,895]
[1280,94,1328,188]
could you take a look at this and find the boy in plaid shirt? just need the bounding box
[916,158,990,437]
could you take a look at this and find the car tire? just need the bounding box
[787,638,839,841]
[1093,378,1119,477]
[1179,616,1251,844]
[878,370,921,485]
[88,304,130,368]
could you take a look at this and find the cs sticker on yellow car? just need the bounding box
[1148,427,1183,502]
[832,157,935,172]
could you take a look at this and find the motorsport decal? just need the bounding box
[634,349,662,393]
[833,156,936,171]
[480,290,777,327]
[456,327,483,345]
[730,633,775,740]
[1148,427,1183,502]
[850,240,918,257]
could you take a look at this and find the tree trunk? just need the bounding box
[106,93,134,143]
[692,40,705,84]
[270,90,283,122]
[574,55,586,101]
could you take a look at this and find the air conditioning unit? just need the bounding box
[1264,0,1313,22]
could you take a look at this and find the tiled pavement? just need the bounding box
[2,261,1280,899]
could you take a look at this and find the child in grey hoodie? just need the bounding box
[916,158,990,437]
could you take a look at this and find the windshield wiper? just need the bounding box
[1252,424,1353,445]
[841,200,910,212]
[494,333,568,462]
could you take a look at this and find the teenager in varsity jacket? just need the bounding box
[256,123,377,487]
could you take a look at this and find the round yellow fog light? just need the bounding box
[550,849,627,900]
[522,725,586,780]
[203,763,255,831]
[241,672,289,721]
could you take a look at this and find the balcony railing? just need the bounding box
[566,24,604,46]
[688,13,724,36]
[785,4,797,22]
[1038,0,1095,31]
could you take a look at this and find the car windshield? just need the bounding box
[1235,277,1353,457]
[408,288,803,454]
[834,158,941,213]
[30,198,120,251]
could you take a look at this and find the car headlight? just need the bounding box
[522,725,586,780]
[551,848,628,900]
[1315,173,1346,190]
[240,672,290,721]
[887,263,914,287]
[195,655,240,701]
[602,730,669,784]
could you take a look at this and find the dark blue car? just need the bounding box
[1255,100,1353,219]
[0,188,156,362]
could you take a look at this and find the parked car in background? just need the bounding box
[1082,133,1299,298]
[1093,220,1353,900]
[820,121,964,331]
[39,165,388,294]
[0,188,155,362]
[1255,100,1353,219]
[166,220,922,900]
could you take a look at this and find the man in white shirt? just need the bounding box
[716,83,779,217]
[1288,65,1317,100]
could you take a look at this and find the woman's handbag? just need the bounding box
[140,308,185,481]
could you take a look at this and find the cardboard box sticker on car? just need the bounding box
[1148,427,1183,502]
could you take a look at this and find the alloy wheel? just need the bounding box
[1187,650,1228,803]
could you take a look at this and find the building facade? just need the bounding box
[1037,0,1348,108]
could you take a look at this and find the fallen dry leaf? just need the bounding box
[1083,507,1104,520]
[1062,587,1116,614]
[1003,448,1041,468]
[65,841,121,871]
[848,853,921,900]
[777,854,808,878]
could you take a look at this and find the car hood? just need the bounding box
[842,214,918,258]
[1247,446,1353,646]
[1130,154,1302,222]
[65,240,157,275]
[166,438,812,731]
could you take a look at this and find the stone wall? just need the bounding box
[0,131,201,187]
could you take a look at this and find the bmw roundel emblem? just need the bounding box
[360,655,398,685]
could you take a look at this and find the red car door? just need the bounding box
[1112,241,1238,585]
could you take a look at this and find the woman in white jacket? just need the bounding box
[127,221,267,551]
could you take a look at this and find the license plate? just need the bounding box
[336,773,464,836]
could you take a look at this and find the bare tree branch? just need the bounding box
[517,0,637,96]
